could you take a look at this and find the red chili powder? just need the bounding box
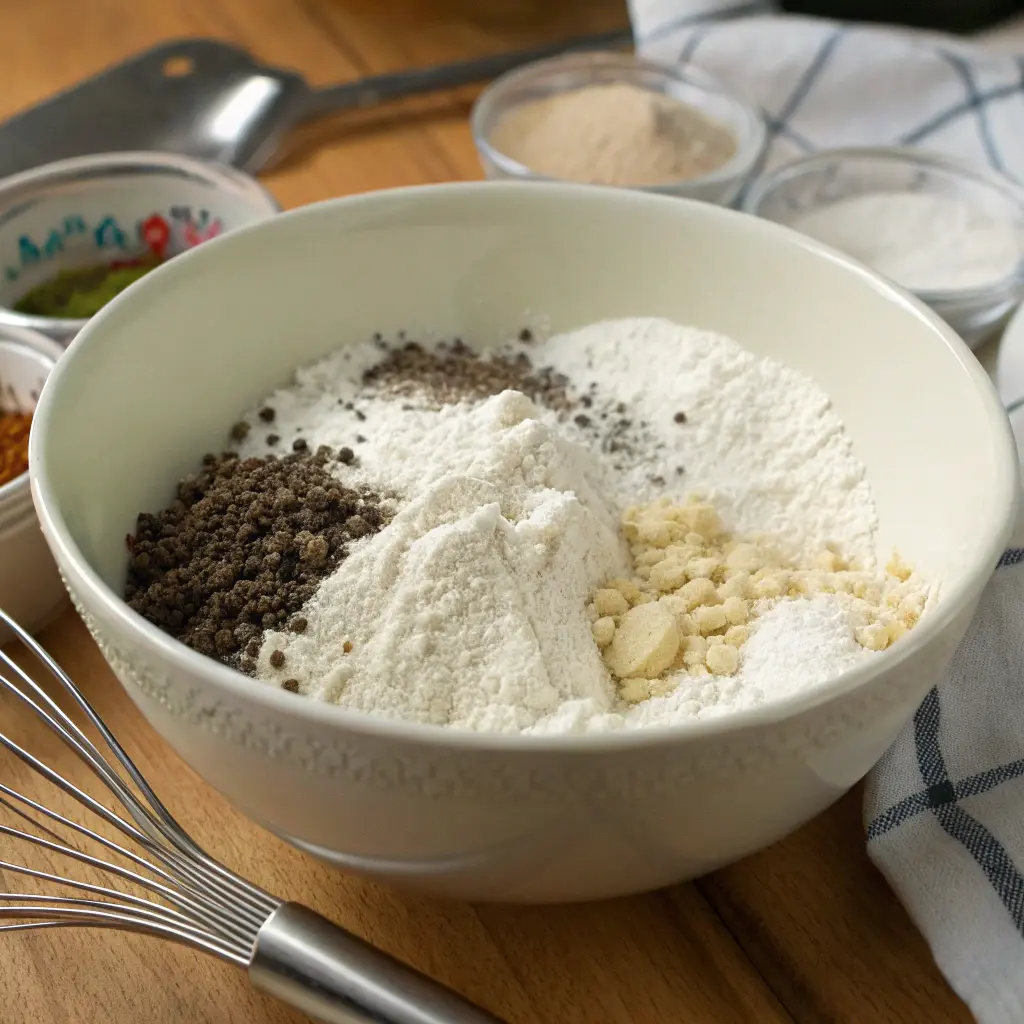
[0,411,31,487]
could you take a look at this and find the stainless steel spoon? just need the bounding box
[0,31,632,179]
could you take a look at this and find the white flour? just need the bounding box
[239,317,886,732]
[540,318,877,563]
[251,392,628,731]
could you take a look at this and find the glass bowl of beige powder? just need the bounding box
[471,51,766,206]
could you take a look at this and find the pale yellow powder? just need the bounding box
[489,81,737,187]
[588,496,930,704]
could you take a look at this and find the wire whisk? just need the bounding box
[0,609,501,1024]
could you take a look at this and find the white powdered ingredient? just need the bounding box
[539,318,877,564]
[790,192,1023,293]
[625,596,872,726]
[252,391,628,732]
[239,317,890,732]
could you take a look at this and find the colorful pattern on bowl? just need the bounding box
[4,206,224,288]
[0,152,279,343]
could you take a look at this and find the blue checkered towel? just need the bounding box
[630,0,1024,198]
[865,549,1024,1024]
[629,2,1024,1019]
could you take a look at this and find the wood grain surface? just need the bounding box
[0,0,971,1020]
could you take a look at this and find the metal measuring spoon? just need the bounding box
[0,31,631,179]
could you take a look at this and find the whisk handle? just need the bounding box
[249,902,505,1024]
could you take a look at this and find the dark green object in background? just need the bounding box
[782,0,1024,32]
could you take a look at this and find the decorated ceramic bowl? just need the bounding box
[0,151,279,345]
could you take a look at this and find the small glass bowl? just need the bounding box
[744,147,1024,349]
[471,51,766,207]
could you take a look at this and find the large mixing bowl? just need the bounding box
[29,182,1017,903]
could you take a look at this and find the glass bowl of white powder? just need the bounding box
[471,51,766,207]
[744,146,1024,349]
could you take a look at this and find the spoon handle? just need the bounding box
[299,28,633,121]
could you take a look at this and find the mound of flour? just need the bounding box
[240,317,882,731]
[252,391,628,731]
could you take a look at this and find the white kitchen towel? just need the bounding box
[864,549,1024,1024]
[627,2,1024,1021]
[628,0,1024,201]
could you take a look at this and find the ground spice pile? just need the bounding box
[124,446,390,670]
[362,338,575,412]
[0,410,31,486]
[360,335,671,475]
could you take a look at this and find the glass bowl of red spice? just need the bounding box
[0,326,67,639]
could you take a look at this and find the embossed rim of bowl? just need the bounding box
[29,181,1019,751]
[0,150,281,341]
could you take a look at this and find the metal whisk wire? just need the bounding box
[0,608,503,1024]
[0,608,278,965]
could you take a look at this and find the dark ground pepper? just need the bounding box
[124,446,390,670]
[358,334,675,470]
[362,339,575,412]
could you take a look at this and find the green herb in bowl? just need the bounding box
[13,258,161,319]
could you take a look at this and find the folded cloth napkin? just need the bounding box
[627,2,1024,1019]
[865,542,1024,1024]
[629,0,1024,199]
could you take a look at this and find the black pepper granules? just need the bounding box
[362,339,575,412]
[356,334,665,468]
[124,446,390,671]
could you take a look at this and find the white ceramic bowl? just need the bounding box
[30,183,1017,903]
[0,151,279,345]
[0,325,66,640]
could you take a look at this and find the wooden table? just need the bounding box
[1,1,972,1020]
